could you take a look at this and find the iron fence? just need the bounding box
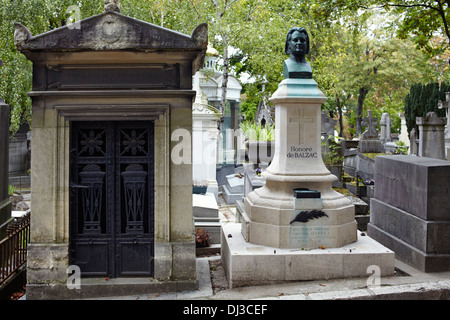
[0,213,30,285]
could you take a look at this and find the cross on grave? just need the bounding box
[289,107,315,145]
[361,110,378,139]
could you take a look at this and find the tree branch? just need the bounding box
[435,0,450,45]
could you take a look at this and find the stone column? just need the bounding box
[409,128,418,156]
[380,112,391,143]
[416,112,446,160]
[399,113,410,147]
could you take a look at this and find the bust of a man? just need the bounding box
[283,27,312,79]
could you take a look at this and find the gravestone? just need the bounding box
[438,92,450,159]
[0,60,13,239]
[410,128,419,155]
[192,193,221,245]
[222,27,394,288]
[16,0,208,299]
[380,112,391,143]
[359,110,383,153]
[368,155,450,272]
[416,112,446,160]
[222,173,244,204]
[243,163,265,198]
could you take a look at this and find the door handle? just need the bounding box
[70,183,90,189]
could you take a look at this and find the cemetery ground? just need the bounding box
[4,189,450,300]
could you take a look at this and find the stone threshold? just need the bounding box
[26,277,198,300]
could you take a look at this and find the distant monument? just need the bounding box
[222,28,394,288]
[416,112,446,160]
[359,110,383,153]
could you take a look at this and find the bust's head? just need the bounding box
[284,27,310,62]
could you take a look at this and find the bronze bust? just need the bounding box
[283,27,312,79]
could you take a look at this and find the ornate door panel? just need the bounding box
[70,121,154,277]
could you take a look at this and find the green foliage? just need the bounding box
[1,0,448,140]
[240,121,275,142]
[322,137,344,165]
[404,82,449,136]
[394,140,408,155]
[0,0,103,134]
[8,184,16,195]
[240,81,265,121]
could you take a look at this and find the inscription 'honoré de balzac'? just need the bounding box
[287,146,317,159]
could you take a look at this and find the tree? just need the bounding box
[404,82,450,136]
[312,0,450,52]
[380,0,450,53]
[0,0,103,133]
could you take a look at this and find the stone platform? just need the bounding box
[221,223,395,289]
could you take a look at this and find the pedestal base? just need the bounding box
[221,223,395,289]
[240,202,357,249]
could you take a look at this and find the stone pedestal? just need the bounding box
[368,155,450,272]
[240,77,357,250]
[222,29,395,286]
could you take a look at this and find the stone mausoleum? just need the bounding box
[15,1,207,299]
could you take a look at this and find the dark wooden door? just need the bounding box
[70,121,154,277]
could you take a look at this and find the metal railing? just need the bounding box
[0,213,30,285]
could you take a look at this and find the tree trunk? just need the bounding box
[219,34,229,114]
[336,96,344,138]
[356,87,369,137]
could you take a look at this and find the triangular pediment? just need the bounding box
[14,11,207,52]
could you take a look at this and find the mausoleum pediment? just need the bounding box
[14,11,207,53]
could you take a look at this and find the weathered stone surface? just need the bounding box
[14,12,207,52]
[373,155,450,221]
[368,155,450,272]
[370,198,450,254]
[416,112,446,160]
